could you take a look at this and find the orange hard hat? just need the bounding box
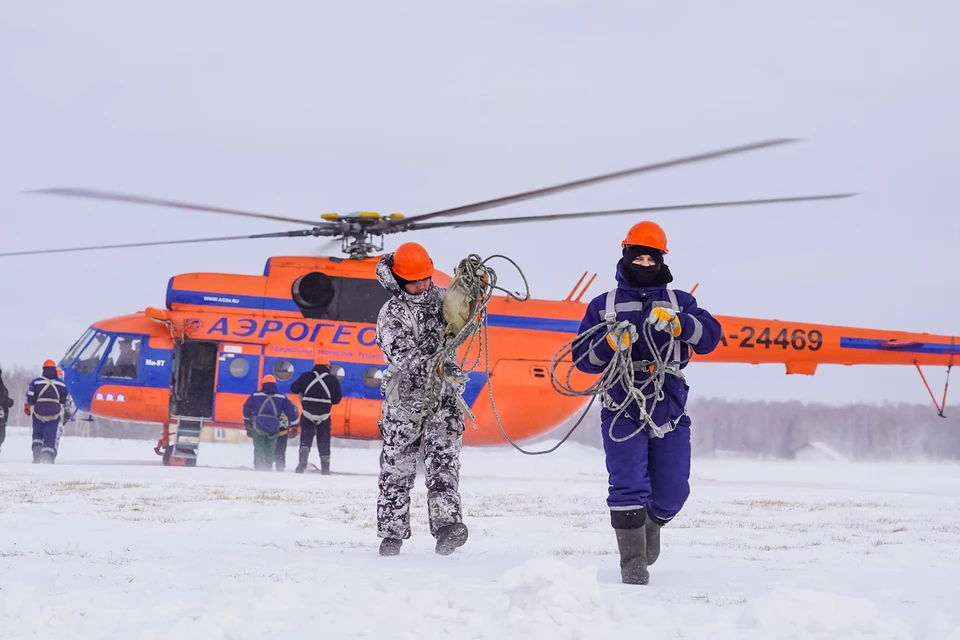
[262,374,277,384]
[43,359,57,368]
[392,242,434,281]
[314,354,329,365]
[622,221,668,254]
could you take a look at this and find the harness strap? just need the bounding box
[666,289,681,363]
[301,371,333,422]
[386,298,422,378]
[35,378,66,404]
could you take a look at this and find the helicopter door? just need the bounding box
[213,343,264,424]
[170,340,218,418]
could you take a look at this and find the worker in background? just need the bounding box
[290,354,343,475]
[0,367,13,455]
[242,375,300,471]
[573,221,722,585]
[25,360,70,464]
[374,242,469,557]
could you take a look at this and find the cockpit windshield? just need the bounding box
[63,327,96,365]
[74,331,111,376]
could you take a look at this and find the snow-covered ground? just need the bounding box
[1,428,959,640]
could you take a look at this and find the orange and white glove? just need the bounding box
[606,321,638,352]
[647,307,681,337]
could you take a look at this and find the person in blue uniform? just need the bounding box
[573,221,722,585]
[25,360,70,464]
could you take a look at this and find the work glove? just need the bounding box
[288,426,301,438]
[647,307,682,337]
[23,403,31,417]
[606,320,638,352]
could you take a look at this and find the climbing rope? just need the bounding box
[549,315,690,445]
[385,253,689,455]
[389,254,530,450]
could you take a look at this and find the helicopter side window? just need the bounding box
[101,336,142,379]
[74,331,111,376]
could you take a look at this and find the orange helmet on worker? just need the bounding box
[391,242,434,295]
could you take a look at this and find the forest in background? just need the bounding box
[3,364,957,461]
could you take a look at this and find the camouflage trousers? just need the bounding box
[377,396,464,540]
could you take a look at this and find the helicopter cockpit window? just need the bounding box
[101,336,142,379]
[74,331,111,376]
[63,327,96,365]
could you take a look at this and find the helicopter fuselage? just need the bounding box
[58,255,959,449]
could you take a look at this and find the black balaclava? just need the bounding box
[621,245,673,287]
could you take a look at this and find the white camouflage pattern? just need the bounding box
[375,253,467,539]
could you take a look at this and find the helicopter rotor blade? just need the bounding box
[398,193,857,231]
[397,138,801,225]
[0,228,333,258]
[27,188,321,226]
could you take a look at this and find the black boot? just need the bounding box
[614,528,649,585]
[646,513,664,566]
[32,443,41,464]
[435,522,468,556]
[320,456,330,475]
[295,447,309,474]
[379,538,402,556]
[39,450,56,465]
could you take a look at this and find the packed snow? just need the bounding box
[1,428,959,639]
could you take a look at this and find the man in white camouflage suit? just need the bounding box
[375,242,470,557]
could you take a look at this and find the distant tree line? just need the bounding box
[4,363,958,460]
[541,397,960,461]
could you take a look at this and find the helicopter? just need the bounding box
[3,138,955,467]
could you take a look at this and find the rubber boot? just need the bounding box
[320,456,330,475]
[435,522,469,556]
[295,447,309,474]
[614,528,649,585]
[379,538,402,556]
[32,443,42,464]
[646,514,663,566]
[39,450,56,465]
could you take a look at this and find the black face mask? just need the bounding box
[622,245,664,287]
[625,261,662,286]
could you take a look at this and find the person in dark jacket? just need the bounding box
[25,360,70,464]
[242,375,300,471]
[0,367,14,455]
[290,355,343,474]
[573,221,722,586]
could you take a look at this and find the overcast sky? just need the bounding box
[2,1,958,407]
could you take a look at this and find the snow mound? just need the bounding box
[738,588,913,639]
[502,557,613,637]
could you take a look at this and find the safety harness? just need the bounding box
[550,287,691,445]
[31,378,67,423]
[300,371,335,422]
[251,392,289,437]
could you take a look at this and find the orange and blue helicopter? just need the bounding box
[4,138,955,466]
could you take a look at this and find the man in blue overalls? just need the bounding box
[25,359,70,464]
[573,221,722,585]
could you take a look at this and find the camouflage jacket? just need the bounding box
[375,254,463,408]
